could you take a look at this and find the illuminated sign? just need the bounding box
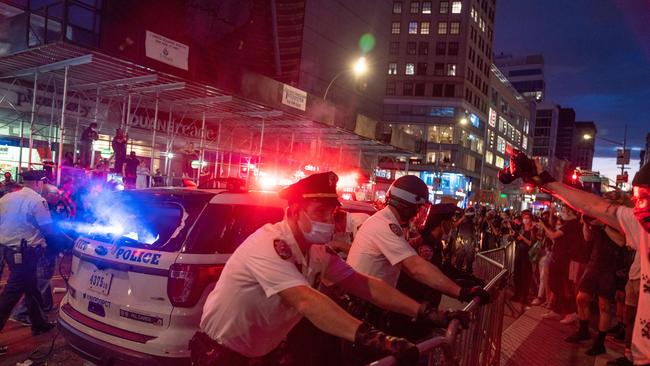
[304,164,319,172]
[374,168,391,179]
[489,108,497,128]
[469,113,480,128]
[430,107,455,117]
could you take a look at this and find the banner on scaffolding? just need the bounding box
[126,110,218,141]
[145,31,189,71]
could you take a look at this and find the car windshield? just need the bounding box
[184,204,285,254]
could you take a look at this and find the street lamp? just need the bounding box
[582,125,628,187]
[323,56,369,101]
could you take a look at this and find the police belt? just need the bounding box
[188,332,292,366]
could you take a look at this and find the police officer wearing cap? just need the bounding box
[0,170,57,354]
[347,176,491,331]
[191,172,468,366]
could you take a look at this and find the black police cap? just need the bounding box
[20,170,47,182]
[279,171,341,206]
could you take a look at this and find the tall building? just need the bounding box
[493,53,545,103]
[574,121,597,170]
[380,0,498,202]
[642,133,650,167]
[555,106,576,163]
[532,103,559,169]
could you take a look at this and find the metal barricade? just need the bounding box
[369,244,513,366]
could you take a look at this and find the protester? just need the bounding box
[124,151,139,189]
[136,160,150,189]
[79,122,98,169]
[455,207,478,273]
[512,210,536,305]
[112,128,128,175]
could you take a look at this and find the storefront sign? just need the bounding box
[145,31,189,71]
[489,108,496,128]
[281,84,307,111]
[127,111,218,141]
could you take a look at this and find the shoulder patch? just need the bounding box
[389,223,403,237]
[273,239,293,260]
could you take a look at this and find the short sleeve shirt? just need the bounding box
[346,212,370,240]
[347,207,417,287]
[200,220,354,358]
[616,206,650,364]
[0,187,52,248]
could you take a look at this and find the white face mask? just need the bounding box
[300,210,334,244]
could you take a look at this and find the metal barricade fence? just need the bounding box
[369,243,514,366]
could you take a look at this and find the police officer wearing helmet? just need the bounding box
[192,172,466,365]
[0,170,57,355]
[347,176,490,332]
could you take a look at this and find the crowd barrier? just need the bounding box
[369,243,514,366]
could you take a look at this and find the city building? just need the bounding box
[379,0,498,204]
[531,103,559,172]
[574,121,597,170]
[493,53,545,103]
[642,133,650,167]
[555,106,576,164]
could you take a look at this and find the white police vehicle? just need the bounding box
[58,187,287,365]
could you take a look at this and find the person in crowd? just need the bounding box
[79,122,98,169]
[608,251,640,366]
[537,205,581,324]
[192,172,468,366]
[531,211,553,306]
[0,171,60,355]
[124,151,139,189]
[483,209,502,250]
[136,160,150,189]
[564,192,628,356]
[499,151,650,364]
[62,152,74,167]
[153,169,165,187]
[512,210,537,305]
[111,128,128,175]
[455,207,478,273]
[329,209,370,255]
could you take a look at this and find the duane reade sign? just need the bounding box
[145,31,189,71]
[281,84,307,111]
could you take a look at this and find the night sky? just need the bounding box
[494,0,649,180]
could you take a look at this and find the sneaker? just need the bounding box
[606,356,633,366]
[565,331,591,343]
[560,313,578,325]
[10,316,31,327]
[585,344,606,356]
[531,298,543,306]
[541,311,562,320]
[32,321,56,336]
[0,345,7,356]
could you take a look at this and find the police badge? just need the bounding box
[273,239,293,260]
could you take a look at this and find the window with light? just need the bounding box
[393,1,402,13]
[406,63,415,75]
[420,21,430,34]
[485,151,493,165]
[497,136,506,153]
[409,21,418,34]
[439,1,449,14]
[451,1,462,13]
[447,64,457,76]
[450,22,460,34]
[428,125,454,144]
[495,156,505,168]
[422,1,432,13]
[388,63,398,75]
[392,22,401,34]
[437,22,448,34]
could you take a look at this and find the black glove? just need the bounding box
[354,322,419,366]
[458,286,491,305]
[416,302,471,329]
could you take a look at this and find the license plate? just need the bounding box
[88,270,113,295]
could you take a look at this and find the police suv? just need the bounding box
[58,187,287,365]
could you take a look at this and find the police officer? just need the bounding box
[191,172,467,366]
[347,176,491,327]
[0,170,57,355]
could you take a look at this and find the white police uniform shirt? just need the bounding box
[347,207,417,287]
[0,187,52,248]
[200,220,355,358]
[617,207,650,364]
[347,212,370,239]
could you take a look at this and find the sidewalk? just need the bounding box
[501,305,625,366]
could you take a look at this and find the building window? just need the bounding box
[391,22,401,34]
[389,42,400,55]
[432,83,443,96]
[388,62,398,75]
[497,136,506,153]
[418,42,429,55]
[485,151,494,166]
[439,1,449,14]
[437,22,447,34]
[426,150,452,164]
[428,125,454,143]
[450,22,460,34]
[495,155,505,168]
[498,116,507,134]
[393,1,402,13]
[415,83,426,96]
[444,84,455,97]
[386,82,396,95]
[451,1,462,13]
[410,1,419,13]
[405,63,415,75]
[434,63,445,76]
[422,1,432,13]
[435,41,446,55]
[416,62,428,75]
[403,82,414,96]
[447,64,457,76]
[408,21,418,34]
[420,21,430,34]
[407,41,417,55]
[488,130,495,148]
[448,41,459,55]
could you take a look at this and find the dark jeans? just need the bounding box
[549,259,576,315]
[79,142,93,169]
[513,246,533,302]
[11,250,57,318]
[0,246,48,331]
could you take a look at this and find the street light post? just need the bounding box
[583,124,628,188]
[323,56,368,101]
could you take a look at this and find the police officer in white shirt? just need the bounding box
[0,170,57,355]
[192,172,469,366]
[498,150,650,366]
[348,175,491,324]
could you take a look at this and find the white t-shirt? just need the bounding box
[347,207,417,287]
[616,207,650,364]
[0,187,52,248]
[346,212,370,240]
[200,220,354,358]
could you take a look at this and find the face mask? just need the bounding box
[300,210,334,244]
